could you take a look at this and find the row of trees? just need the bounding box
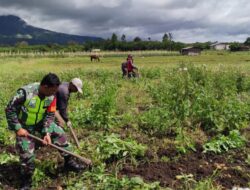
[0,33,187,52]
[3,33,249,52]
[84,33,185,51]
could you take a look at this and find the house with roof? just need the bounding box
[180,47,202,56]
[210,42,230,50]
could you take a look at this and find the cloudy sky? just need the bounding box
[0,0,250,42]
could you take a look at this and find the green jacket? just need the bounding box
[5,83,56,133]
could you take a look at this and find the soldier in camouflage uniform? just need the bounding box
[5,73,85,190]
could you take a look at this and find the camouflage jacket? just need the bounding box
[5,83,56,133]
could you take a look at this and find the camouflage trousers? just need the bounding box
[16,122,71,175]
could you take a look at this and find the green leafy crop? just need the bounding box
[203,130,246,154]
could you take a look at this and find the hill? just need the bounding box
[0,15,103,45]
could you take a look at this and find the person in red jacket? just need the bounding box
[121,55,139,78]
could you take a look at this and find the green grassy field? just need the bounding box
[0,50,250,75]
[0,50,249,190]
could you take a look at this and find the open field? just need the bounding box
[0,50,250,189]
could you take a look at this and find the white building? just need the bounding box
[210,43,230,50]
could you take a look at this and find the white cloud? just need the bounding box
[0,0,250,42]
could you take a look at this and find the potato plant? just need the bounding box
[0,52,249,189]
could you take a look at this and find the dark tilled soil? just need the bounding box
[0,162,21,189]
[0,144,63,190]
[1,142,249,189]
[157,144,179,159]
[121,144,250,189]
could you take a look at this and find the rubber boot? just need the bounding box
[20,174,32,190]
[19,161,34,190]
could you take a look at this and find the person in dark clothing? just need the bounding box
[55,78,83,128]
[121,61,127,77]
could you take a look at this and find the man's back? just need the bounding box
[56,82,70,122]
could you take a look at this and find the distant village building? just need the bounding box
[90,48,101,56]
[210,43,230,50]
[180,47,202,56]
[91,49,101,53]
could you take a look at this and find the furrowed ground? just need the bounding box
[0,51,249,190]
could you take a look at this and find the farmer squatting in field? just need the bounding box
[121,54,139,78]
[5,73,86,190]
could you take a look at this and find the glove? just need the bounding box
[66,121,72,128]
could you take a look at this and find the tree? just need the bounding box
[162,32,173,42]
[168,33,173,42]
[168,33,173,51]
[230,42,241,51]
[110,33,118,50]
[193,42,212,50]
[244,37,250,46]
[121,34,126,42]
[162,33,169,42]
[134,37,142,42]
[111,33,118,43]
